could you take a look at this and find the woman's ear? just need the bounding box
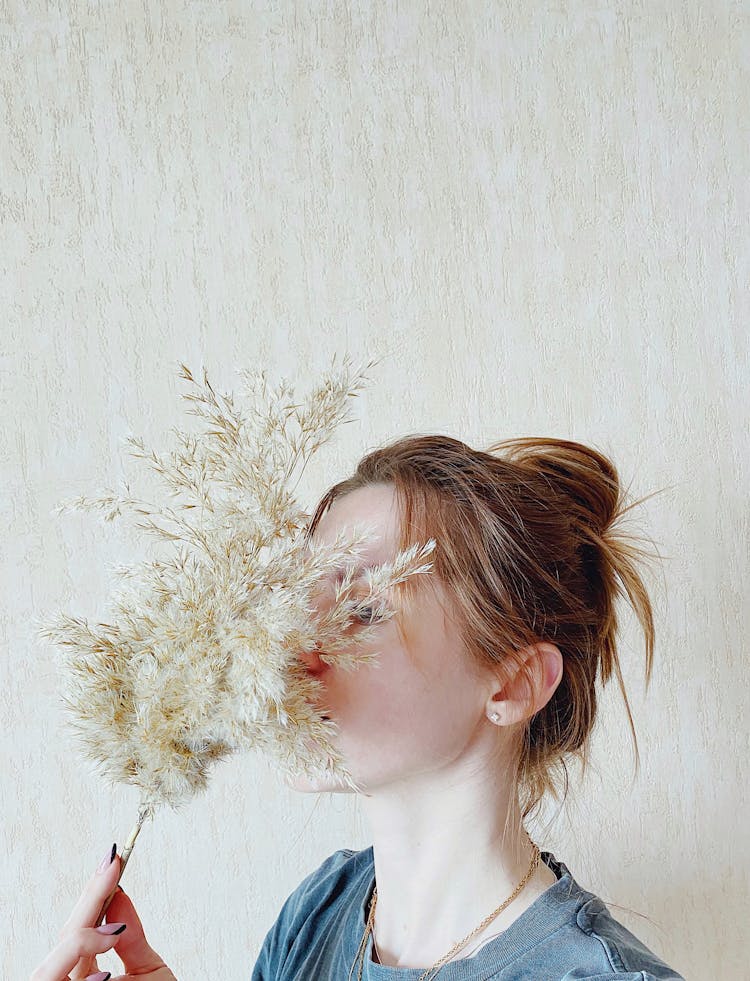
[487,642,563,726]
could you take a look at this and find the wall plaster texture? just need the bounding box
[2,2,747,978]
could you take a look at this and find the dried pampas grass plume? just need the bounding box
[36,355,435,923]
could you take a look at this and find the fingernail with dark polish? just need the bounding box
[85,973,111,980]
[95,922,127,935]
[96,843,117,874]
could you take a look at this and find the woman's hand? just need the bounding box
[30,844,177,981]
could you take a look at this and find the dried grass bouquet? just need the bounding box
[37,356,434,919]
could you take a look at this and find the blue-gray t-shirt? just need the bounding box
[251,847,684,980]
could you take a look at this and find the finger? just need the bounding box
[102,887,167,976]
[68,952,98,981]
[109,971,176,981]
[109,972,176,981]
[59,845,121,936]
[29,922,127,981]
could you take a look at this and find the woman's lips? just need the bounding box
[304,666,331,720]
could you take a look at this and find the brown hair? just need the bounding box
[305,434,660,820]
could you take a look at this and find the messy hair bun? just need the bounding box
[307,434,659,819]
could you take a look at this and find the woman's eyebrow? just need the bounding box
[330,562,379,582]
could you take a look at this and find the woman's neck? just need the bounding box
[360,770,557,970]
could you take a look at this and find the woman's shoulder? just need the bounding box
[298,844,372,892]
[271,845,372,926]
[571,892,684,980]
[528,852,685,981]
[251,846,373,979]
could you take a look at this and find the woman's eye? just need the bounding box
[348,603,386,625]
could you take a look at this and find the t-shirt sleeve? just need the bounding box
[250,848,358,980]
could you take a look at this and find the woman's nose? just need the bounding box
[298,643,328,676]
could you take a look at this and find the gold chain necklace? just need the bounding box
[348,837,541,981]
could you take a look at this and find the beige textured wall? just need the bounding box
[3,2,747,978]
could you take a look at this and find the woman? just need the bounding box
[31,436,684,981]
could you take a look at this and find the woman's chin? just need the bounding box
[281,721,363,794]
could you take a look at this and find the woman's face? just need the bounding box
[286,481,498,796]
